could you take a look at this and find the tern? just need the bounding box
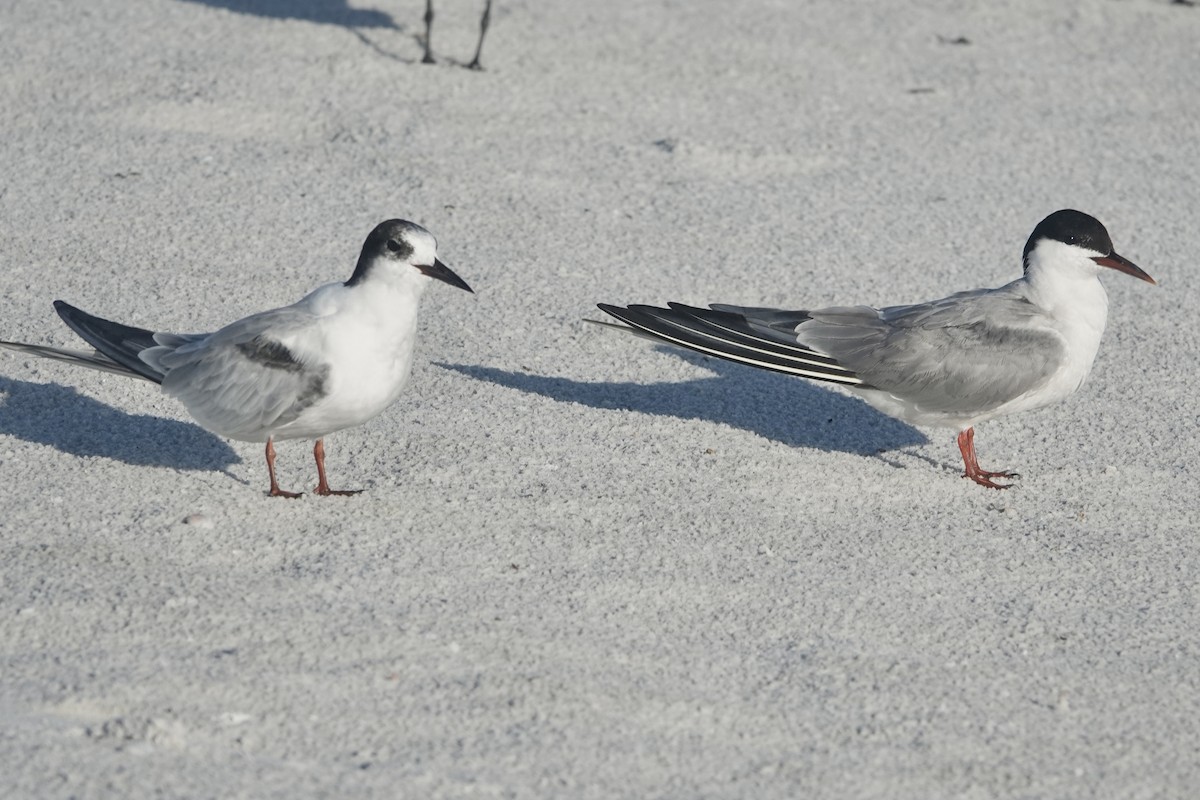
[0,219,473,497]
[597,210,1155,488]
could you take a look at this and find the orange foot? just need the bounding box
[957,428,1021,490]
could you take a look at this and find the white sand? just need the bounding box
[2,0,1199,796]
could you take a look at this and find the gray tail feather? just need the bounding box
[0,339,157,382]
[50,301,165,384]
[595,302,866,386]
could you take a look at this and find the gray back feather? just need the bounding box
[796,287,1060,412]
[738,285,1065,415]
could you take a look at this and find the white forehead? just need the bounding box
[404,227,438,264]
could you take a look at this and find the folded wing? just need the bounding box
[599,288,1066,417]
[151,307,330,441]
[596,302,865,386]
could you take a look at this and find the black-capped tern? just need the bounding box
[598,210,1155,489]
[1,219,473,497]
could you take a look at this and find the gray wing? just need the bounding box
[786,288,1066,414]
[600,287,1065,417]
[148,307,329,441]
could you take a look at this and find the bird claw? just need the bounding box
[268,487,303,499]
[962,470,1019,490]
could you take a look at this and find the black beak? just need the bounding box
[418,258,474,293]
[1092,251,1155,285]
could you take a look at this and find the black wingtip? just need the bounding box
[597,303,649,330]
[594,301,864,386]
[52,301,165,384]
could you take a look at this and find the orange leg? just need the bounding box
[265,438,302,498]
[313,438,363,497]
[956,427,1020,490]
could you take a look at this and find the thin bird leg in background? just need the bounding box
[313,438,363,496]
[956,427,1019,489]
[266,438,302,498]
[422,0,436,63]
[467,0,493,70]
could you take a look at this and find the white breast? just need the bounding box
[271,281,423,440]
[983,266,1110,422]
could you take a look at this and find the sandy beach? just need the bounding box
[2,0,1199,796]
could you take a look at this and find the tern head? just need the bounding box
[346,219,473,293]
[1022,209,1154,285]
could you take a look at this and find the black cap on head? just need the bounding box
[1022,209,1113,270]
[367,219,427,260]
[346,219,428,287]
[1022,209,1154,284]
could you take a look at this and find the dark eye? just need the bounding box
[386,239,402,253]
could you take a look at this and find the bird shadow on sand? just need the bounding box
[175,0,394,27]
[174,0,424,62]
[438,349,930,457]
[0,377,241,472]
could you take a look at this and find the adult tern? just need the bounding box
[598,210,1154,488]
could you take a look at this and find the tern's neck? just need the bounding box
[356,274,425,312]
[1023,260,1109,334]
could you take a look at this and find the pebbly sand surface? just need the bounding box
[2,0,1199,796]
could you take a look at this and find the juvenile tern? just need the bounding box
[598,209,1155,488]
[1,219,473,497]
